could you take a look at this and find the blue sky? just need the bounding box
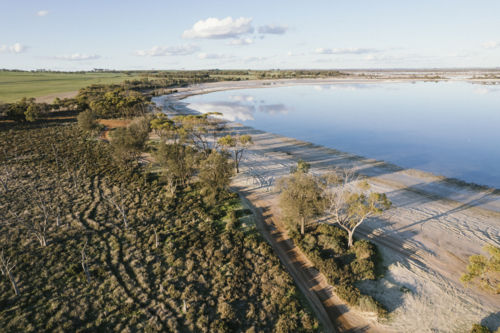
[1,0,499,70]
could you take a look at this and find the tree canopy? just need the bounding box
[461,244,500,294]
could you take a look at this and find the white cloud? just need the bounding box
[46,54,101,61]
[226,38,254,46]
[315,47,377,54]
[241,56,267,63]
[0,43,29,53]
[37,10,49,16]
[133,44,200,57]
[363,54,414,62]
[287,51,292,56]
[182,17,253,39]
[481,41,499,49]
[197,53,233,59]
[311,58,342,63]
[257,23,289,35]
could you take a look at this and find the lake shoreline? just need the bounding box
[153,78,500,330]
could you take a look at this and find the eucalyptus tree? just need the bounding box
[276,166,323,235]
[217,134,253,173]
[173,112,226,153]
[198,151,234,205]
[320,168,392,247]
[77,109,101,135]
[150,114,176,142]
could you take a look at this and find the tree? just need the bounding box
[320,168,392,247]
[0,248,20,295]
[102,183,128,228]
[276,168,323,235]
[173,112,226,153]
[217,134,253,173]
[110,123,148,170]
[150,114,176,142]
[290,159,310,174]
[154,143,197,187]
[81,241,91,284]
[198,151,234,205]
[77,109,101,135]
[5,97,42,122]
[461,244,500,294]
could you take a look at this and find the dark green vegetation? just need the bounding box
[0,116,320,332]
[461,244,500,294]
[469,323,500,333]
[289,225,387,317]
[277,163,391,318]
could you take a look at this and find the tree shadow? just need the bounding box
[480,312,500,332]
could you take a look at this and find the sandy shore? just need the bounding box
[159,78,500,332]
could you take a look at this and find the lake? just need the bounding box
[180,82,500,188]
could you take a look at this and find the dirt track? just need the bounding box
[232,184,386,332]
[97,119,131,141]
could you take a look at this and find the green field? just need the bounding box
[0,72,139,103]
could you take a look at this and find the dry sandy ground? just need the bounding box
[35,91,78,104]
[97,119,131,141]
[153,79,500,332]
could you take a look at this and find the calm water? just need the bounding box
[181,82,500,188]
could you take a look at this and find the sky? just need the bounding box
[1,0,499,71]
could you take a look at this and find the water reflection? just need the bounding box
[188,102,255,121]
[314,84,376,91]
[181,82,500,188]
[188,94,292,121]
[258,104,290,115]
[228,94,255,102]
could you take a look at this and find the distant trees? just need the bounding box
[461,244,500,294]
[217,134,253,173]
[4,97,48,122]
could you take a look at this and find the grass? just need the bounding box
[0,72,140,103]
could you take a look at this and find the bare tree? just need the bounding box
[81,240,91,284]
[0,148,13,193]
[154,228,159,249]
[103,183,128,228]
[61,156,86,194]
[0,248,20,295]
[320,168,392,247]
[217,134,253,173]
[7,210,49,247]
[0,162,12,193]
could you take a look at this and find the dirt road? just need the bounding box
[232,184,385,333]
